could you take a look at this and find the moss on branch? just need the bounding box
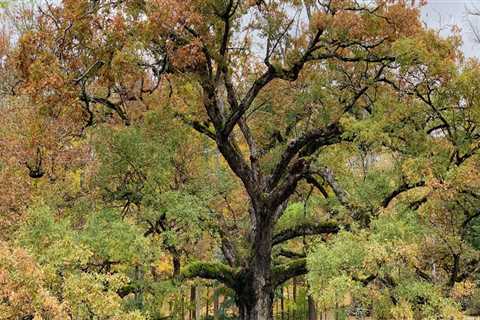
[272,258,307,287]
[181,261,237,288]
[272,221,339,246]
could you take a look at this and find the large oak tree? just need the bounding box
[2,0,477,319]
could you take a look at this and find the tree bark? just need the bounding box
[205,287,210,319]
[182,208,317,319]
[292,277,297,319]
[190,286,197,320]
[448,253,461,287]
[308,295,317,320]
[173,254,181,277]
[234,211,275,320]
[195,286,201,320]
[213,291,219,319]
[250,214,275,320]
[181,290,185,320]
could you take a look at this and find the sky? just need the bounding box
[421,0,480,57]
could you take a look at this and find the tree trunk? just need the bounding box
[448,253,460,287]
[286,285,290,320]
[181,290,185,320]
[213,290,219,319]
[190,286,197,320]
[237,293,274,320]
[236,212,275,320]
[173,254,181,277]
[251,214,275,320]
[206,287,210,319]
[134,265,144,309]
[292,278,297,319]
[308,295,317,320]
[195,286,201,320]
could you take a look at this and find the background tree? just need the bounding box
[307,30,480,318]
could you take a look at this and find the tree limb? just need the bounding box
[305,174,329,199]
[317,167,351,209]
[174,112,216,140]
[272,258,308,287]
[181,261,237,288]
[272,222,340,246]
[381,181,425,208]
[276,248,306,259]
[268,123,342,190]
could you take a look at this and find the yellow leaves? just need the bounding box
[148,0,200,34]
[309,0,423,46]
[315,275,357,311]
[390,299,414,320]
[111,45,143,86]
[401,157,431,183]
[449,158,480,191]
[451,280,476,300]
[362,241,389,273]
[154,256,173,275]
[63,272,130,319]
[112,310,149,320]
[381,2,422,38]
[331,10,366,40]
[392,31,458,79]
[363,238,421,277]
[0,242,68,320]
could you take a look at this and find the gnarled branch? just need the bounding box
[276,248,306,259]
[272,258,307,287]
[181,261,237,288]
[381,181,425,208]
[272,222,339,246]
[268,123,342,190]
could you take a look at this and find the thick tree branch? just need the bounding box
[268,123,342,190]
[222,28,326,138]
[216,135,259,204]
[200,76,259,202]
[276,248,306,259]
[317,167,351,209]
[272,258,308,287]
[174,112,216,140]
[352,274,377,286]
[73,60,104,84]
[222,69,276,137]
[181,261,237,288]
[381,181,425,208]
[269,160,308,210]
[272,222,340,246]
[462,209,480,230]
[84,95,130,125]
[305,174,329,199]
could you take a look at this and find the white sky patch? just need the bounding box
[421,0,480,57]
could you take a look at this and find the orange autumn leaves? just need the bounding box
[311,0,422,43]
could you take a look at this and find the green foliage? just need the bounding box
[307,211,460,319]
[80,209,149,263]
[16,205,151,319]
